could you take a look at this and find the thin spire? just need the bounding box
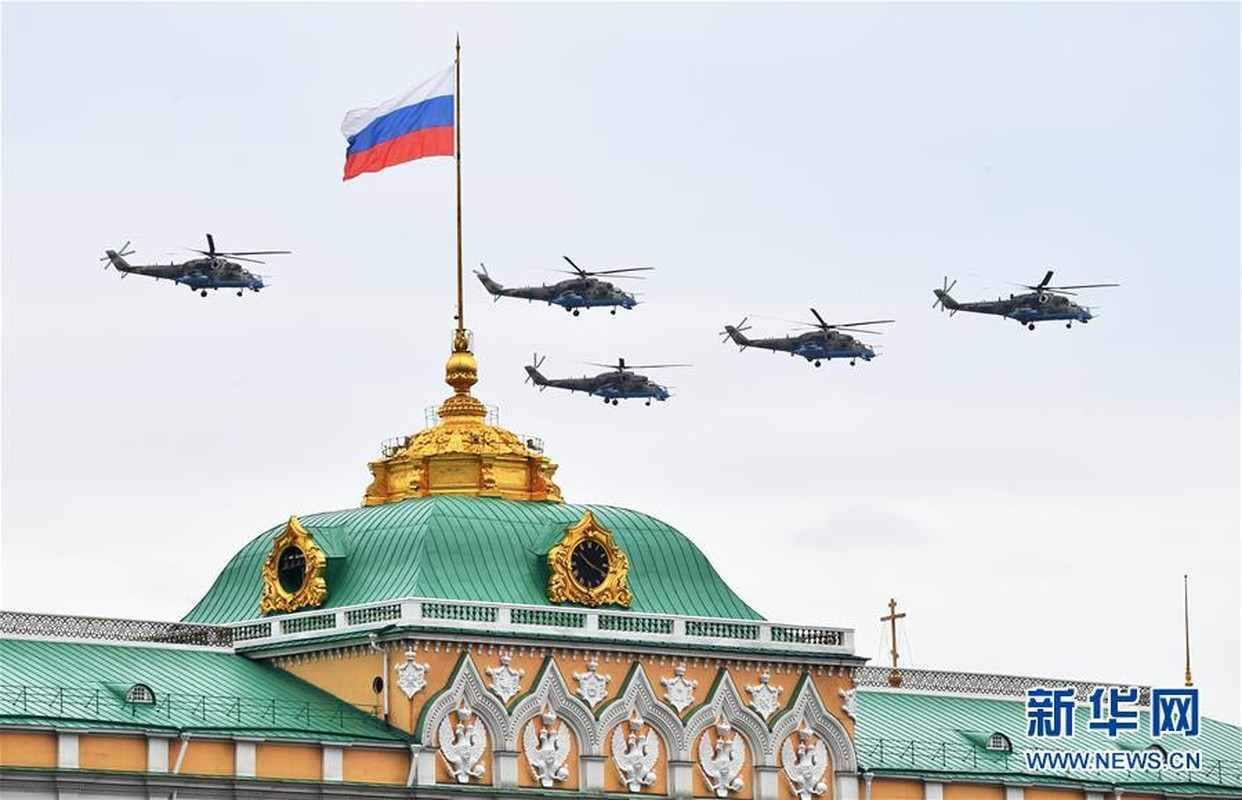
[881,598,906,687]
[1183,574,1193,687]
[454,34,464,336]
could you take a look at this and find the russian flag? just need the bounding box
[341,67,455,181]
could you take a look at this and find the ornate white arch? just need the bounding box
[417,652,510,749]
[508,658,597,753]
[767,676,857,773]
[682,671,771,764]
[596,663,683,760]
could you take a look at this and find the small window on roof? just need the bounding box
[986,733,1012,752]
[125,683,155,704]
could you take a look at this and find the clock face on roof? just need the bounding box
[570,539,610,589]
[260,517,328,614]
[546,510,632,608]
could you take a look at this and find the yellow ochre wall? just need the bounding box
[0,731,57,768]
[1025,790,1087,800]
[943,784,1006,800]
[78,734,146,772]
[870,777,925,800]
[257,742,322,781]
[172,738,234,777]
[343,747,409,785]
[275,642,852,738]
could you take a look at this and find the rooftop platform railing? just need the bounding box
[855,665,1152,705]
[228,596,857,658]
[0,610,233,648]
[855,735,1242,787]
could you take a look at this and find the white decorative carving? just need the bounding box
[781,721,829,800]
[522,706,571,788]
[394,647,430,699]
[745,671,784,719]
[612,710,660,793]
[485,651,525,703]
[574,659,613,708]
[698,716,746,797]
[660,662,698,713]
[838,687,857,721]
[438,699,488,784]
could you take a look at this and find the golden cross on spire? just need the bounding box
[880,597,907,687]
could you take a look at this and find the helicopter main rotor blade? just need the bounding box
[833,327,886,336]
[830,319,896,329]
[206,233,216,258]
[1035,270,1054,289]
[562,255,587,277]
[809,308,829,329]
[584,267,655,276]
[225,255,266,265]
[552,269,647,280]
[219,250,292,257]
[1045,283,1120,290]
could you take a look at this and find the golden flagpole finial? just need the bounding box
[1183,574,1193,687]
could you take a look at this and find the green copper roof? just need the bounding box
[183,496,761,624]
[0,638,406,743]
[855,689,1242,794]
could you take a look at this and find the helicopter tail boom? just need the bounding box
[103,249,136,273]
[474,264,506,296]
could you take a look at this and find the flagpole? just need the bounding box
[455,35,464,337]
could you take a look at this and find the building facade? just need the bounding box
[2,343,1238,799]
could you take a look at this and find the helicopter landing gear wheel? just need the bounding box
[645,400,651,406]
[200,290,208,297]
[611,309,616,315]
[603,397,609,404]
[1066,322,1072,329]
[814,361,822,368]
[572,309,580,316]
[1028,323,1035,331]
[611,399,619,405]
[237,290,244,297]
[850,360,857,366]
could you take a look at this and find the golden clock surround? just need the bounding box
[546,510,632,608]
[260,516,329,614]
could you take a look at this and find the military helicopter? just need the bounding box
[100,234,290,297]
[523,356,687,405]
[721,308,893,367]
[475,256,651,315]
[932,271,1118,329]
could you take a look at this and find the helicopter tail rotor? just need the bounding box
[933,276,959,315]
[524,353,548,390]
[100,242,136,272]
[720,317,752,347]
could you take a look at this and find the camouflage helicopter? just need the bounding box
[524,356,687,405]
[100,234,290,297]
[932,271,1118,330]
[475,256,652,315]
[721,308,894,367]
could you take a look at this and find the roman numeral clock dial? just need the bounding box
[546,510,632,607]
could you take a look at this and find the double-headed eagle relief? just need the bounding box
[438,700,488,784]
[612,710,660,792]
[781,722,830,800]
[522,706,572,788]
[698,716,747,797]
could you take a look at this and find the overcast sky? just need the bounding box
[3,3,1237,721]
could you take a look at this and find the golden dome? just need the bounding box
[363,333,562,505]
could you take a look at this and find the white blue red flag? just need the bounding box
[341,67,455,181]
